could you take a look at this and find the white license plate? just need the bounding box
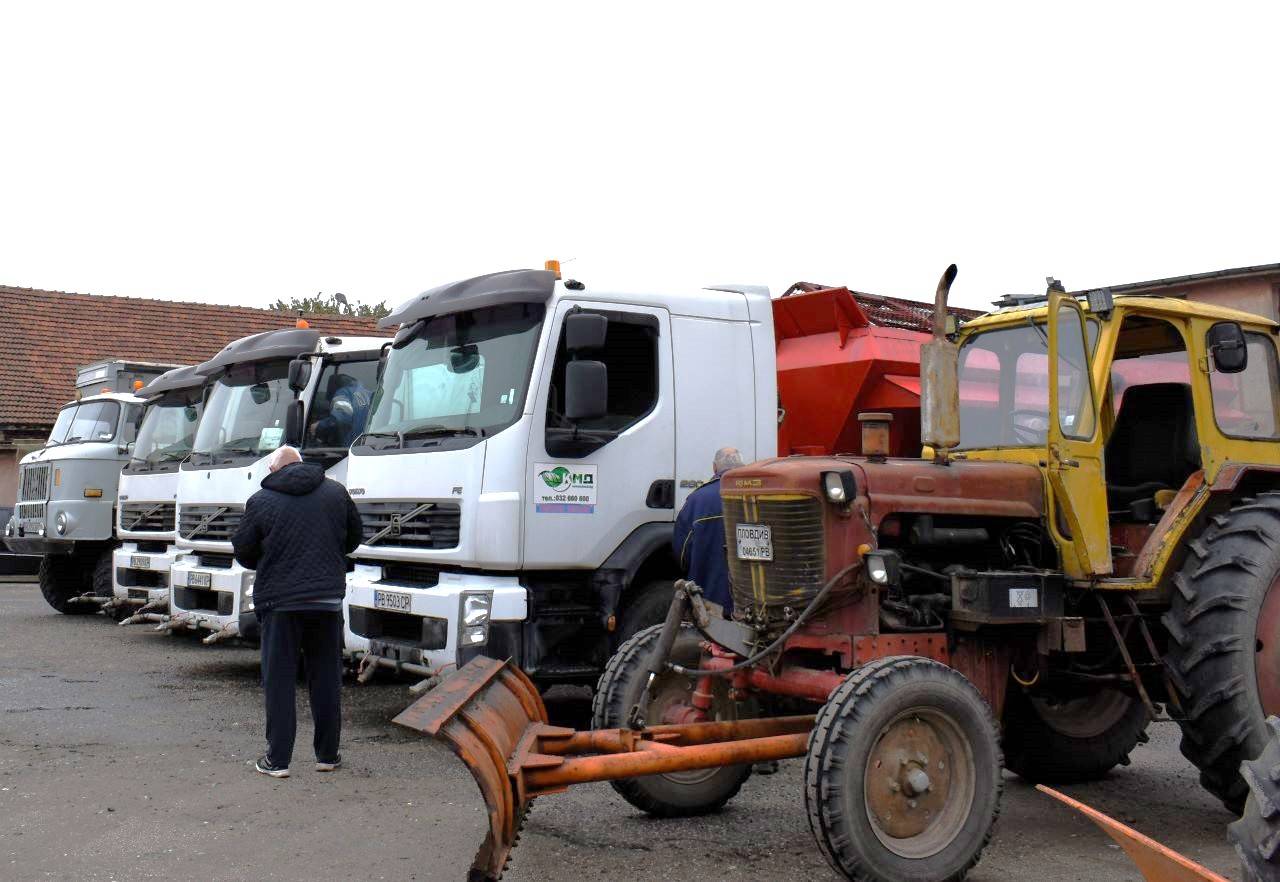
[736,523,773,562]
[130,555,151,570]
[374,589,412,612]
[188,570,212,588]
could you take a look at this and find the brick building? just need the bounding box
[0,285,380,505]
[1104,262,1280,321]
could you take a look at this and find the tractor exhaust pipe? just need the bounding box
[920,264,960,463]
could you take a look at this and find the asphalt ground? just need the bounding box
[0,580,1243,881]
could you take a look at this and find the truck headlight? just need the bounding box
[822,470,857,505]
[4,520,12,538]
[460,591,492,647]
[353,563,384,582]
[865,550,901,586]
[55,511,69,535]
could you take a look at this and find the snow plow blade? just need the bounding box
[1038,786,1229,882]
[393,656,813,882]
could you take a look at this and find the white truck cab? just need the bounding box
[343,268,775,686]
[168,327,388,643]
[5,360,179,614]
[110,365,208,622]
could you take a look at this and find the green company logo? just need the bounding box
[539,466,573,491]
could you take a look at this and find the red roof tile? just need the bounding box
[0,285,381,432]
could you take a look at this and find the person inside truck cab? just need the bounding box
[312,373,371,447]
[673,447,744,614]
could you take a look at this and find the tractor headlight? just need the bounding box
[864,550,901,586]
[55,511,69,535]
[460,591,492,647]
[822,470,857,505]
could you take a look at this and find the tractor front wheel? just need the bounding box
[1163,491,1280,812]
[591,623,752,817]
[1002,686,1149,783]
[804,656,1003,882]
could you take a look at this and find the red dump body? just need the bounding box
[773,283,978,458]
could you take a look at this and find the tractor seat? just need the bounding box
[1105,382,1200,515]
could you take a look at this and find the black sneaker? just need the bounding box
[315,754,342,773]
[255,755,290,778]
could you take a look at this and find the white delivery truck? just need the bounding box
[109,365,208,624]
[5,360,180,614]
[343,268,774,687]
[168,326,388,643]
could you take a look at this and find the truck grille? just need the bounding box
[357,501,460,550]
[723,494,826,625]
[120,501,177,534]
[19,464,50,503]
[16,501,46,522]
[179,504,244,542]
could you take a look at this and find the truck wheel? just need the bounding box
[1002,686,1149,783]
[615,580,675,643]
[1229,716,1280,882]
[1163,491,1280,812]
[591,622,752,816]
[38,554,94,615]
[805,657,1003,882]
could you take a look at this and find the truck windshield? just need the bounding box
[193,361,291,462]
[955,319,1097,449]
[133,396,201,467]
[46,400,122,446]
[365,304,544,447]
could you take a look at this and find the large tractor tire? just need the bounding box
[591,623,752,816]
[1229,716,1280,882]
[805,656,1003,882]
[1002,686,1149,783]
[1163,492,1280,812]
[37,553,94,615]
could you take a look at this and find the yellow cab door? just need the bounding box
[1047,290,1112,579]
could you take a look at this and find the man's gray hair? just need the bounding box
[713,447,745,476]
[268,445,303,473]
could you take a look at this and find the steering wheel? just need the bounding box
[1010,409,1050,445]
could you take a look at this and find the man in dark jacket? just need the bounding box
[232,445,363,778]
[673,447,744,614]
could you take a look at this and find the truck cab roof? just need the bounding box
[965,293,1279,333]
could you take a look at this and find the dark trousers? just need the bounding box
[259,609,343,767]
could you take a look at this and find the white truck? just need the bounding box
[343,268,774,687]
[5,360,180,614]
[168,326,388,643]
[109,365,208,624]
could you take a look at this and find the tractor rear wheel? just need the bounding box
[1002,686,1149,783]
[1229,716,1280,882]
[37,553,94,615]
[805,656,1003,882]
[1163,492,1280,812]
[591,623,752,816]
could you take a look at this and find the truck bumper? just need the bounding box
[3,534,75,556]
[170,556,259,642]
[112,542,180,606]
[344,566,526,675]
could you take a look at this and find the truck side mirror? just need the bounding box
[566,313,608,352]
[565,360,607,421]
[285,399,305,446]
[1208,322,1248,374]
[288,358,312,392]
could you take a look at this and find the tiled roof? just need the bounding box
[0,285,381,432]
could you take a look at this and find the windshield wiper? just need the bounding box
[354,430,403,450]
[402,425,486,441]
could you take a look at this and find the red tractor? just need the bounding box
[397,266,1280,881]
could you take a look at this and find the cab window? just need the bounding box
[1054,303,1095,441]
[545,311,658,435]
[1210,333,1280,439]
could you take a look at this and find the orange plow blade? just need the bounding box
[394,656,814,881]
[1037,786,1230,882]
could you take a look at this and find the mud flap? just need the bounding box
[393,656,550,882]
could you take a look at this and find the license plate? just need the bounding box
[736,523,773,562]
[130,555,151,570]
[188,570,212,588]
[374,589,412,612]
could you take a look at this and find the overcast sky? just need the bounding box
[2,3,1277,312]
